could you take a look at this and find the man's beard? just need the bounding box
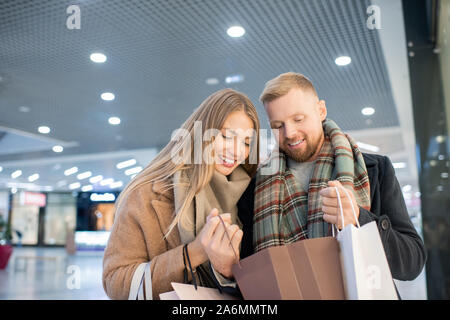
[281,133,323,162]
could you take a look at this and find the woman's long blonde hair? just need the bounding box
[115,89,260,237]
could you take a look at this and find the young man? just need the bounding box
[213,72,426,295]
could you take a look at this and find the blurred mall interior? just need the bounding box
[0,0,449,299]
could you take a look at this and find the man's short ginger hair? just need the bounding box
[259,72,318,106]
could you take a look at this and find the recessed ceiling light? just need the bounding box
[11,170,22,179]
[356,141,380,153]
[116,159,137,169]
[64,167,78,176]
[19,106,30,113]
[225,74,244,84]
[89,175,103,184]
[101,92,115,101]
[11,187,17,194]
[0,166,3,173]
[402,185,412,192]
[393,162,406,169]
[57,180,67,187]
[335,56,352,66]
[100,178,114,186]
[110,181,123,189]
[81,185,93,192]
[28,173,39,182]
[361,107,375,116]
[52,145,64,153]
[227,26,246,38]
[69,182,81,190]
[90,53,107,63]
[436,135,446,143]
[77,171,92,180]
[125,166,143,176]
[38,126,51,134]
[206,78,219,85]
[108,117,121,125]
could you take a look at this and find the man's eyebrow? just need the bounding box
[270,113,305,124]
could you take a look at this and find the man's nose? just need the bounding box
[283,123,296,140]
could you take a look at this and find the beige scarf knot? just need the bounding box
[173,166,251,244]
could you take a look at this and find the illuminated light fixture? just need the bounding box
[125,166,143,176]
[227,26,245,38]
[438,154,445,160]
[11,187,17,194]
[116,159,136,169]
[436,135,446,143]
[108,117,121,125]
[90,175,103,184]
[100,178,114,186]
[64,167,78,176]
[356,141,380,153]
[53,145,64,153]
[335,56,352,66]
[225,74,244,84]
[441,172,448,179]
[0,166,2,173]
[110,181,123,189]
[38,126,51,134]
[81,185,93,192]
[90,53,107,63]
[19,106,30,113]
[28,174,39,182]
[402,185,412,192]
[69,182,81,190]
[361,107,375,116]
[393,162,406,169]
[206,78,219,85]
[77,171,92,180]
[11,170,22,179]
[90,193,116,202]
[101,92,115,101]
[57,180,67,187]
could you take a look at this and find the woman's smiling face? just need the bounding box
[213,110,255,176]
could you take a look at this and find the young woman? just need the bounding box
[102,89,260,299]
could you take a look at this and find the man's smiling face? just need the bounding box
[265,87,327,162]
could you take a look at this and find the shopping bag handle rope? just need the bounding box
[332,186,361,237]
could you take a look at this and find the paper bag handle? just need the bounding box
[332,186,360,237]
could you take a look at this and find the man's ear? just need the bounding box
[318,100,327,121]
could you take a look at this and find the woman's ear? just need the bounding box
[318,100,327,121]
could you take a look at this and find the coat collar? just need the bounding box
[150,180,180,248]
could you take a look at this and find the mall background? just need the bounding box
[0,0,448,299]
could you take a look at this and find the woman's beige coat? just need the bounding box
[102,180,187,300]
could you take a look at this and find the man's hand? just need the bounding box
[320,180,360,230]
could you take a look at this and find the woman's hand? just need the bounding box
[189,208,243,279]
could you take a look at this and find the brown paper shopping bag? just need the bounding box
[232,236,345,300]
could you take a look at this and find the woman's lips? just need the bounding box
[218,155,237,168]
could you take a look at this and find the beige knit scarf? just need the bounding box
[173,165,251,244]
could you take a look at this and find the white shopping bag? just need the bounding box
[159,283,239,300]
[333,187,398,300]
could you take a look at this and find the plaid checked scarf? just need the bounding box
[253,119,371,252]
